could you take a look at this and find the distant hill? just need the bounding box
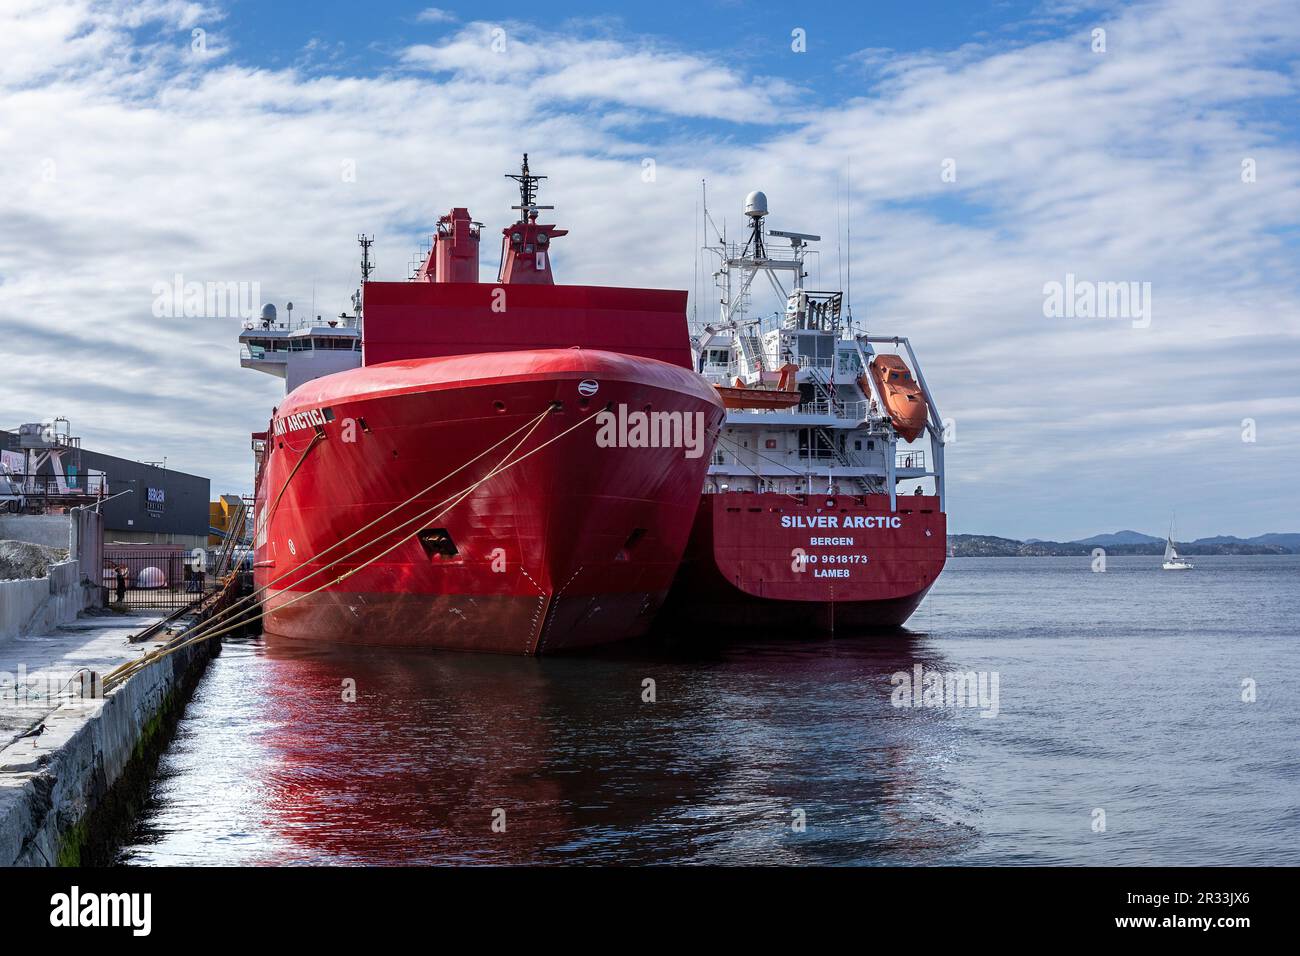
[947,535,1025,557]
[949,533,1295,557]
[1071,530,1164,546]
[1195,532,1300,551]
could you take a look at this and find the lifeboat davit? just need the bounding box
[865,355,926,442]
[713,363,801,410]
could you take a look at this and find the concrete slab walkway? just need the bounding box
[0,609,216,865]
[0,613,169,749]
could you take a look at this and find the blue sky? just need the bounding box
[224,1,1074,77]
[1,0,1298,540]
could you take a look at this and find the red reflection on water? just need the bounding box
[232,632,937,864]
[254,638,572,864]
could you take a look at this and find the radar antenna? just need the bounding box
[358,234,374,282]
[505,153,553,220]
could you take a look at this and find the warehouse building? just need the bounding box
[1,421,211,550]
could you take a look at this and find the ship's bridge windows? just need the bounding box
[248,338,288,351]
[796,333,834,367]
[287,336,361,351]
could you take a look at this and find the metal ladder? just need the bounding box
[812,427,875,495]
[805,363,839,411]
[736,329,765,378]
[212,499,247,577]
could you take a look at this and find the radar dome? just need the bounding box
[744,190,768,219]
[260,303,277,322]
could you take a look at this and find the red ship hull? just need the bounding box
[254,349,724,654]
[661,492,947,632]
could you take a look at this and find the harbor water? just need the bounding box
[118,555,1300,865]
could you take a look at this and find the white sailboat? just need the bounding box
[1162,524,1193,571]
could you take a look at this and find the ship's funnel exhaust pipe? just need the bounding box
[419,207,481,283]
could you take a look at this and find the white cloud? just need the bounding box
[0,0,1297,538]
[414,7,456,24]
[399,22,801,121]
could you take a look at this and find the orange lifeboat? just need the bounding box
[714,363,802,410]
[865,355,926,441]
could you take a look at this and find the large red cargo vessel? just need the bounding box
[241,158,724,653]
[661,190,948,631]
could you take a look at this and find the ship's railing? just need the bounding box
[729,400,868,420]
[798,400,867,420]
[700,361,737,382]
[796,353,834,369]
[0,471,110,515]
[1,472,107,495]
[798,449,874,467]
[712,448,880,470]
[722,240,802,264]
[896,451,927,470]
[705,477,887,495]
[249,316,360,332]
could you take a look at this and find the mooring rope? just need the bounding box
[101,402,603,688]
[152,404,557,651]
[260,429,325,531]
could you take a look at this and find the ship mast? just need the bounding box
[506,153,548,218]
[353,234,373,320]
[359,234,374,282]
[708,191,817,330]
[498,153,568,285]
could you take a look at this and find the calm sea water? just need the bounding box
[119,555,1300,866]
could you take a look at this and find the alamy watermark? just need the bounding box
[1043,273,1151,329]
[890,664,1000,717]
[152,274,261,319]
[50,886,151,936]
[595,403,707,459]
[1,665,101,709]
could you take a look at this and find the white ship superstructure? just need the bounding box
[694,190,946,514]
[239,238,372,394]
[239,305,361,393]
